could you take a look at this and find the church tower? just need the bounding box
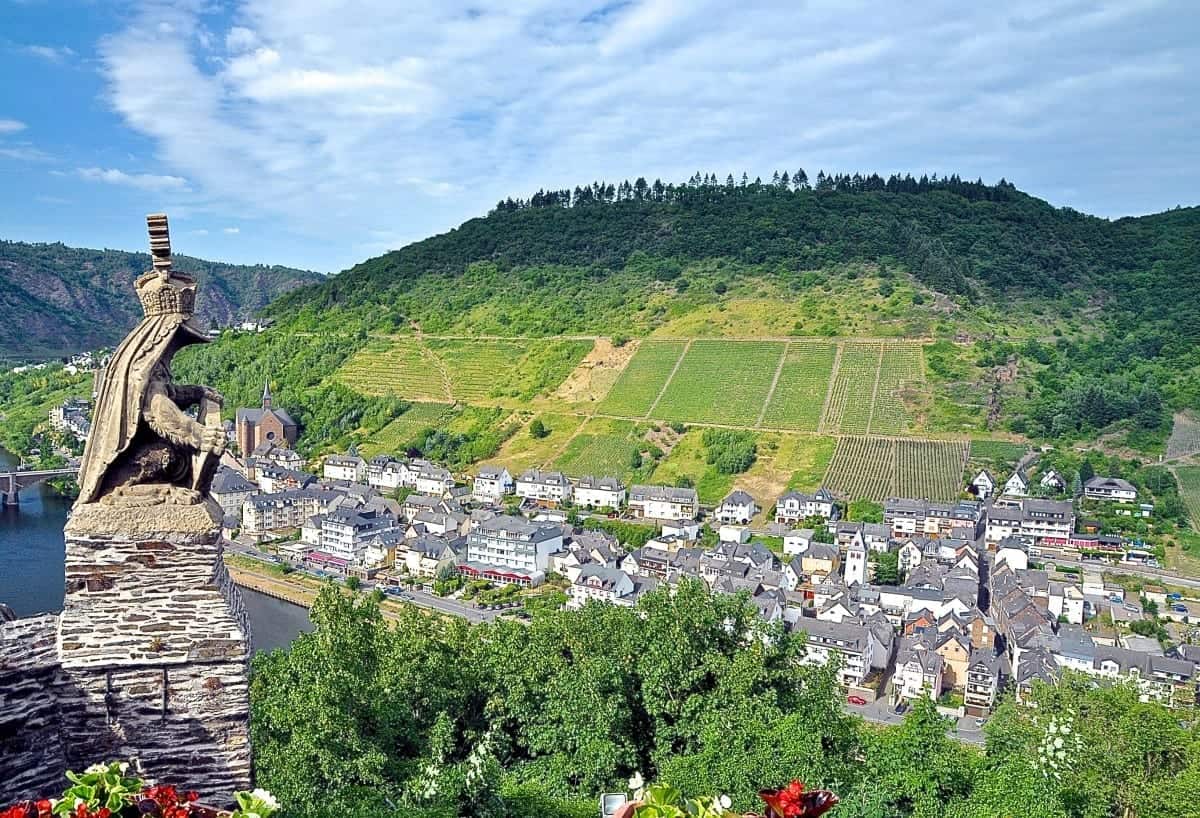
[261,380,272,410]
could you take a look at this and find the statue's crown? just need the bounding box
[135,214,197,317]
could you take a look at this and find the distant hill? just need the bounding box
[0,240,323,360]
[164,175,1200,485]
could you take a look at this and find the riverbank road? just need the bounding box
[222,539,503,625]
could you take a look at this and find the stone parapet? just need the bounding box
[0,615,68,803]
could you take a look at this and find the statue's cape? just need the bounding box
[76,313,207,504]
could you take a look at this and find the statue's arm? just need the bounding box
[168,384,224,409]
[144,382,222,453]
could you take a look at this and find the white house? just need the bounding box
[994,537,1030,572]
[1048,581,1085,625]
[1084,476,1138,502]
[894,639,945,701]
[793,618,880,687]
[1002,469,1030,497]
[366,456,404,491]
[413,461,455,496]
[567,565,649,609]
[775,488,838,525]
[319,508,398,563]
[573,475,627,510]
[783,528,815,556]
[516,469,573,507]
[715,490,757,524]
[971,470,995,499]
[1040,469,1066,492]
[473,465,514,503]
[719,524,751,544]
[323,453,366,483]
[628,484,698,521]
[897,539,924,578]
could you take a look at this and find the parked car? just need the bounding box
[1109,594,1123,603]
[893,702,908,715]
[974,717,986,727]
[1173,604,1189,613]
[847,695,866,706]
[1123,603,1140,613]
[1167,593,1183,601]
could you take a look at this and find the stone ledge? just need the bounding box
[66,499,222,538]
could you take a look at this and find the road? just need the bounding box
[1050,556,1200,592]
[223,540,504,624]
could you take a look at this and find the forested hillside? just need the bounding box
[0,239,322,360]
[250,174,1200,455]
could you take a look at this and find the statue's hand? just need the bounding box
[203,426,227,455]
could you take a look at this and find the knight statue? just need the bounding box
[75,214,226,508]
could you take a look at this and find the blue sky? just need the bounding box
[1,0,1197,273]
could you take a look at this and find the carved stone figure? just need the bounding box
[75,214,226,508]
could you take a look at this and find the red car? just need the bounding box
[846,695,866,706]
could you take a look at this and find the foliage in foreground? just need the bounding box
[250,583,1200,818]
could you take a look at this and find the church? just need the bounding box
[235,381,298,456]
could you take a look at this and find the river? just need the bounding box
[0,447,312,653]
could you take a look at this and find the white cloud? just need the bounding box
[0,145,50,161]
[223,226,240,233]
[0,119,26,134]
[190,228,210,235]
[24,44,75,62]
[93,0,1200,271]
[77,166,190,191]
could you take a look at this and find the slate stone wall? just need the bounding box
[0,505,251,803]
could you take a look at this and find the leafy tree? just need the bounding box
[529,418,549,439]
[871,550,900,585]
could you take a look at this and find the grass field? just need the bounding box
[653,340,785,425]
[871,342,924,435]
[824,436,966,502]
[555,432,641,480]
[760,342,836,431]
[493,413,585,473]
[734,433,837,517]
[648,429,736,504]
[1175,466,1200,527]
[968,439,1028,462]
[360,402,457,456]
[338,336,592,404]
[1167,413,1200,460]
[596,340,687,416]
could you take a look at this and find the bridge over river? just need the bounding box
[0,467,77,505]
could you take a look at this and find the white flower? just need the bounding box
[628,772,644,791]
[118,762,130,774]
[718,795,733,809]
[1054,737,1064,749]
[251,789,280,810]
[84,764,107,774]
[1060,724,1071,735]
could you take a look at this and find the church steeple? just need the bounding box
[262,380,272,410]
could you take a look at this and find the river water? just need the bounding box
[0,447,312,653]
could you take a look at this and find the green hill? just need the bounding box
[9,173,1197,502]
[0,239,323,360]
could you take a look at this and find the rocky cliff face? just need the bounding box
[0,240,323,360]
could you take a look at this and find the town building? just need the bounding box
[473,465,514,503]
[970,469,995,499]
[323,453,366,482]
[515,469,573,507]
[463,515,564,586]
[1084,476,1138,502]
[573,475,627,510]
[775,488,838,524]
[885,498,984,539]
[235,381,297,456]
[793,618,880,687]
[209,467,258,522]
[714,490,757,524]
[319,508,397,563]
[628,484,698,521]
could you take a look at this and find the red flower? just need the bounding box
[97,809,111,818]
[758,780,839,818]
[35,801,52,818]
[75,803,89,818]
[184,793,199,804]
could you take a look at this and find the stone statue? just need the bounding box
[75,214,226,508]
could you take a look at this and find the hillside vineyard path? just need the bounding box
[754,344,791,428]
[644,339,693,418]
